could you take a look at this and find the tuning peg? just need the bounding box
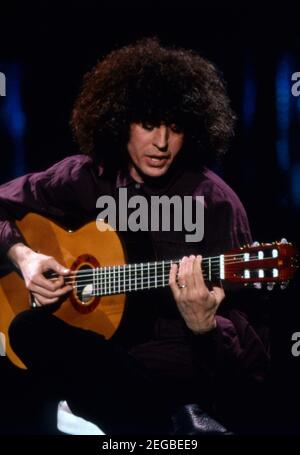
[253,282,262,289]
[280,281,289,290]
[242,243,250,249]
[280,238,288,244]
[267,282,275,291]
[251,241,260,247]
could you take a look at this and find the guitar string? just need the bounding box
[77,277,213,295]
[71,275,214,290]
[51,252,261,278]
[89,276,270,296]
[87,271,279,296]
[71,265,277,292]
[63,256,278,282]
[58,254,278,280]
[51,263,279,292]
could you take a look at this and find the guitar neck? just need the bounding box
[62,238,297,298]
[75,255,224,297]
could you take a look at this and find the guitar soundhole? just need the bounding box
[69,254,101,314]
[76,264,94,303]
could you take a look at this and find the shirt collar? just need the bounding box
[98,161,203,196]
[97,164,134,187]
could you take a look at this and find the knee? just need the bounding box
[9,308,49,356]
[9,309,32,343]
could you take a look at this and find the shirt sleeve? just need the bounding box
[0,155,100,256]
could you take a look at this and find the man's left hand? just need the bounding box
[169,255,225,334]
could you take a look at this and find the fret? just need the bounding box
[98,267,100,296]
[109,267,112,294]
[96,267,99,296]
[129,264,131,291]
[118,265,120,294]
[92,267,95,296]
[166,261,170,286]
[123,265,125,293]
[135,263,137,290]
[115,266,117,293]
[106,266,109,295]
[220,255,225,280]
[97,267,101,295]
[162,260,164,286]
[109,267,111,294]
[104,267,106,295]
[148,262,150,288]
[75,270,78,296]
[99,267,101,296]
[112,266,115,294]
[92,269,96,295]
[154,261,157,288]
[141,263,143,290]
[208,258,211,281]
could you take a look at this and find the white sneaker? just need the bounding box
[57,400,105,435]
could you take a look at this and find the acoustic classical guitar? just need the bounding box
[0,213,297,368]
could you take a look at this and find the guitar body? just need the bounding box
[0,213,127,368]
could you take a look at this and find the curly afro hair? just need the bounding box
[71,38,236,170]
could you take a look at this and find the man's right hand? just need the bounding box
[8,243,72,306]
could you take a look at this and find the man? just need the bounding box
[0,38,269,434]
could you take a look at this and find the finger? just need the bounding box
[47,275,73,291]
[52,275,71,290]
[32,294,61,306]
[31,273,71,293]
[193,255,206,289]
[169,263,180,299]
[185,255,196,288]
[178,256,188,287]
[29,282,72,299]
[211,286,225,305]
[43,258,70,276]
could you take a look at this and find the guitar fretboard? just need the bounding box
[74,256,225,297]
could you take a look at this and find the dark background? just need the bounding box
[0,4,300,434]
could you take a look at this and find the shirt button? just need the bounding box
[135,183,141,189]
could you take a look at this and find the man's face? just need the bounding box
[127,123,184,183]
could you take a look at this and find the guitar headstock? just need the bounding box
[224,239,298,289]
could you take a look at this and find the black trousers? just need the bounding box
[9,308,176,434]
[0,356,46,434]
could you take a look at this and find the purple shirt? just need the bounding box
[0,154,269,407]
